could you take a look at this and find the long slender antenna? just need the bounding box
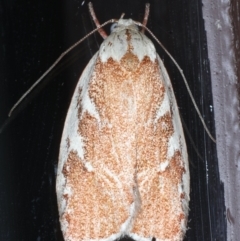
[7,19,116,118]
[135,21,216,143]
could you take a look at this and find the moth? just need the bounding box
[56,3,190,241]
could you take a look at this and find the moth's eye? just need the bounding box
[110,23,118,32]
[134,24,139,30]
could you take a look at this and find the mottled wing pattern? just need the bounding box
[56,20,189,241]
[130,55,189,241]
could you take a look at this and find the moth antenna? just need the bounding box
[141,3,150,33]
[6,18,116,120]
[180,115,204,164]
[120,13,125,19]
[88,2,108,39]
[135,21,216,143]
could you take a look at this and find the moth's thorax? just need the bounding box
[99,19,156,63]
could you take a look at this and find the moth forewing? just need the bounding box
[56,53,99,217]
[157,53,190,219]
[56,15,189,241]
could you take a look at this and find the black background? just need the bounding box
[0,0,226,240]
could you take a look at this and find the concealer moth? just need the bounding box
[56,3,190,241]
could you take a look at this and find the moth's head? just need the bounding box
[110,19,139,33]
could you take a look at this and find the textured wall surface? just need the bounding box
[202,0,240,240]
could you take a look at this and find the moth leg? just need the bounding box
[88,2,108,39]
[141,3,150,33]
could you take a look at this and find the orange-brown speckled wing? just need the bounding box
[56,20,189,241]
